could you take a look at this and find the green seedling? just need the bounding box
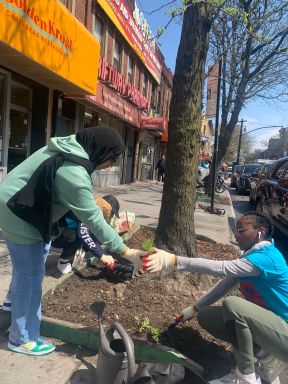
[148,326,161,343]
[141,239,154,254]
[134,315,160,343]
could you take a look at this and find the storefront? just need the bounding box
[0,0,100,179]
[139,117,168,180]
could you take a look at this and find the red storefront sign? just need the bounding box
[90,82,140,126]
[98,57,150,111]
[140,116,168,131]
[97,0,162,84]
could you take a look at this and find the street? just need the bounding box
[229,187,288,260]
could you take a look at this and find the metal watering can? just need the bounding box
[91,301,136,384]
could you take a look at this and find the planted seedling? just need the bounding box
[134,315,160,343]
[141,239,155,272]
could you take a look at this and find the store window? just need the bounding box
[150,82,156,109]
[127,56,134,84]
[94,16,105,54]
[142,73,147,97]
[113,39,122,72]
[8,82,32,172]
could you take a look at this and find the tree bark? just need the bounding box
[155,2,213,257]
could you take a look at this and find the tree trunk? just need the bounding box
[155,2,213,257]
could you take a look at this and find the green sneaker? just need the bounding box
[8,337,55,356]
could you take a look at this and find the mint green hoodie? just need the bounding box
[0,135,125,254]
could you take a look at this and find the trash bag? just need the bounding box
[131,362,187,384]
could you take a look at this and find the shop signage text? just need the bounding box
[99,57,150,110]
[5,0,72,53]
[140,116,168,131]
[97,0,162,84]
[0,0,100,94]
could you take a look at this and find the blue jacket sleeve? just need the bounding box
[78,222,104,258]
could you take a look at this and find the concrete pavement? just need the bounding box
[0,181,264,384]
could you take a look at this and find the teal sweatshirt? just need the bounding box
[0,135,126,254]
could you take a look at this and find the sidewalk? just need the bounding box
[0,182,240,384]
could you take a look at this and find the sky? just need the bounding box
[139,0,288,150]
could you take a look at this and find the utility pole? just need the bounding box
[236,119,246,164]
[210,57,222,213]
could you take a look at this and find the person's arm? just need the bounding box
[195,277,238,310]
[176,256,261,278]
[54,166,145,259]
[54,165,125,254]
[145,248,261,278]
[78,223,104,258]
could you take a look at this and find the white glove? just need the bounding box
[144,248,176,273]
[121,247,147,258]
[181,305,198,322]
[99,254,116,267]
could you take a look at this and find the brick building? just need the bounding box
[0,0,173,186]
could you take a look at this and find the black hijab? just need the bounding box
[76,126,125,167]
[7,126,125,243]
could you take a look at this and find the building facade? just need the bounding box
[0,0,173,186]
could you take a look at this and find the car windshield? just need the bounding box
[243,164,259,173]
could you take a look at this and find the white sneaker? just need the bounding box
[2,297,12,312]
[209,368,262,384]
[256,354,288,383]
[57,261,72,275]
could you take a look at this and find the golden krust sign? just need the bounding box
[0,0,100,94]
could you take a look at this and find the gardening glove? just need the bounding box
[144,248,177,273]
[121,247,147,258]
[180,305,198,322]
[99,254,116,268]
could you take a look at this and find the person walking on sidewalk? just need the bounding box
[0,126,145,356]
[143,212,288,384]
[52,195,121,275]
[155,154,166,183]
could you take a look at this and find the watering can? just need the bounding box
[91,301,136,384]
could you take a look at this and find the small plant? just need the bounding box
[148,325,161,343]
[135,316,151,333]
[134,315,160,343]
[141,239,154,254]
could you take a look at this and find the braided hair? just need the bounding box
[242,211,274,241]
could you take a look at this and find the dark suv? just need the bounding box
[236,163,260,194]
[249,162,274,205]
[256,157,288,237]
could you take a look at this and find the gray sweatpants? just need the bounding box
[197,296,288,374]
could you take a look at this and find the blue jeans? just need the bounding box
[6,239,51,344]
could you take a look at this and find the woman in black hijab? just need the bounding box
[0,126,145,356]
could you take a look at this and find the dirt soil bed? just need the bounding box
[43,228,239,381]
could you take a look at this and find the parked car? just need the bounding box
[249,162,274,205]
[230,164,243,188]
[224,166,233,179]
[236,163,260,194]
[256,157,288,237]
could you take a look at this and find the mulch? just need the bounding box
[42,227,239,380]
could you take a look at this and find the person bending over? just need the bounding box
[52,195,120,275]
[0,126,145,356]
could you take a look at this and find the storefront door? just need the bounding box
[8,82,32,172]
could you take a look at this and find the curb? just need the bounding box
[0,308,204,377]
[226,189,237,237]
